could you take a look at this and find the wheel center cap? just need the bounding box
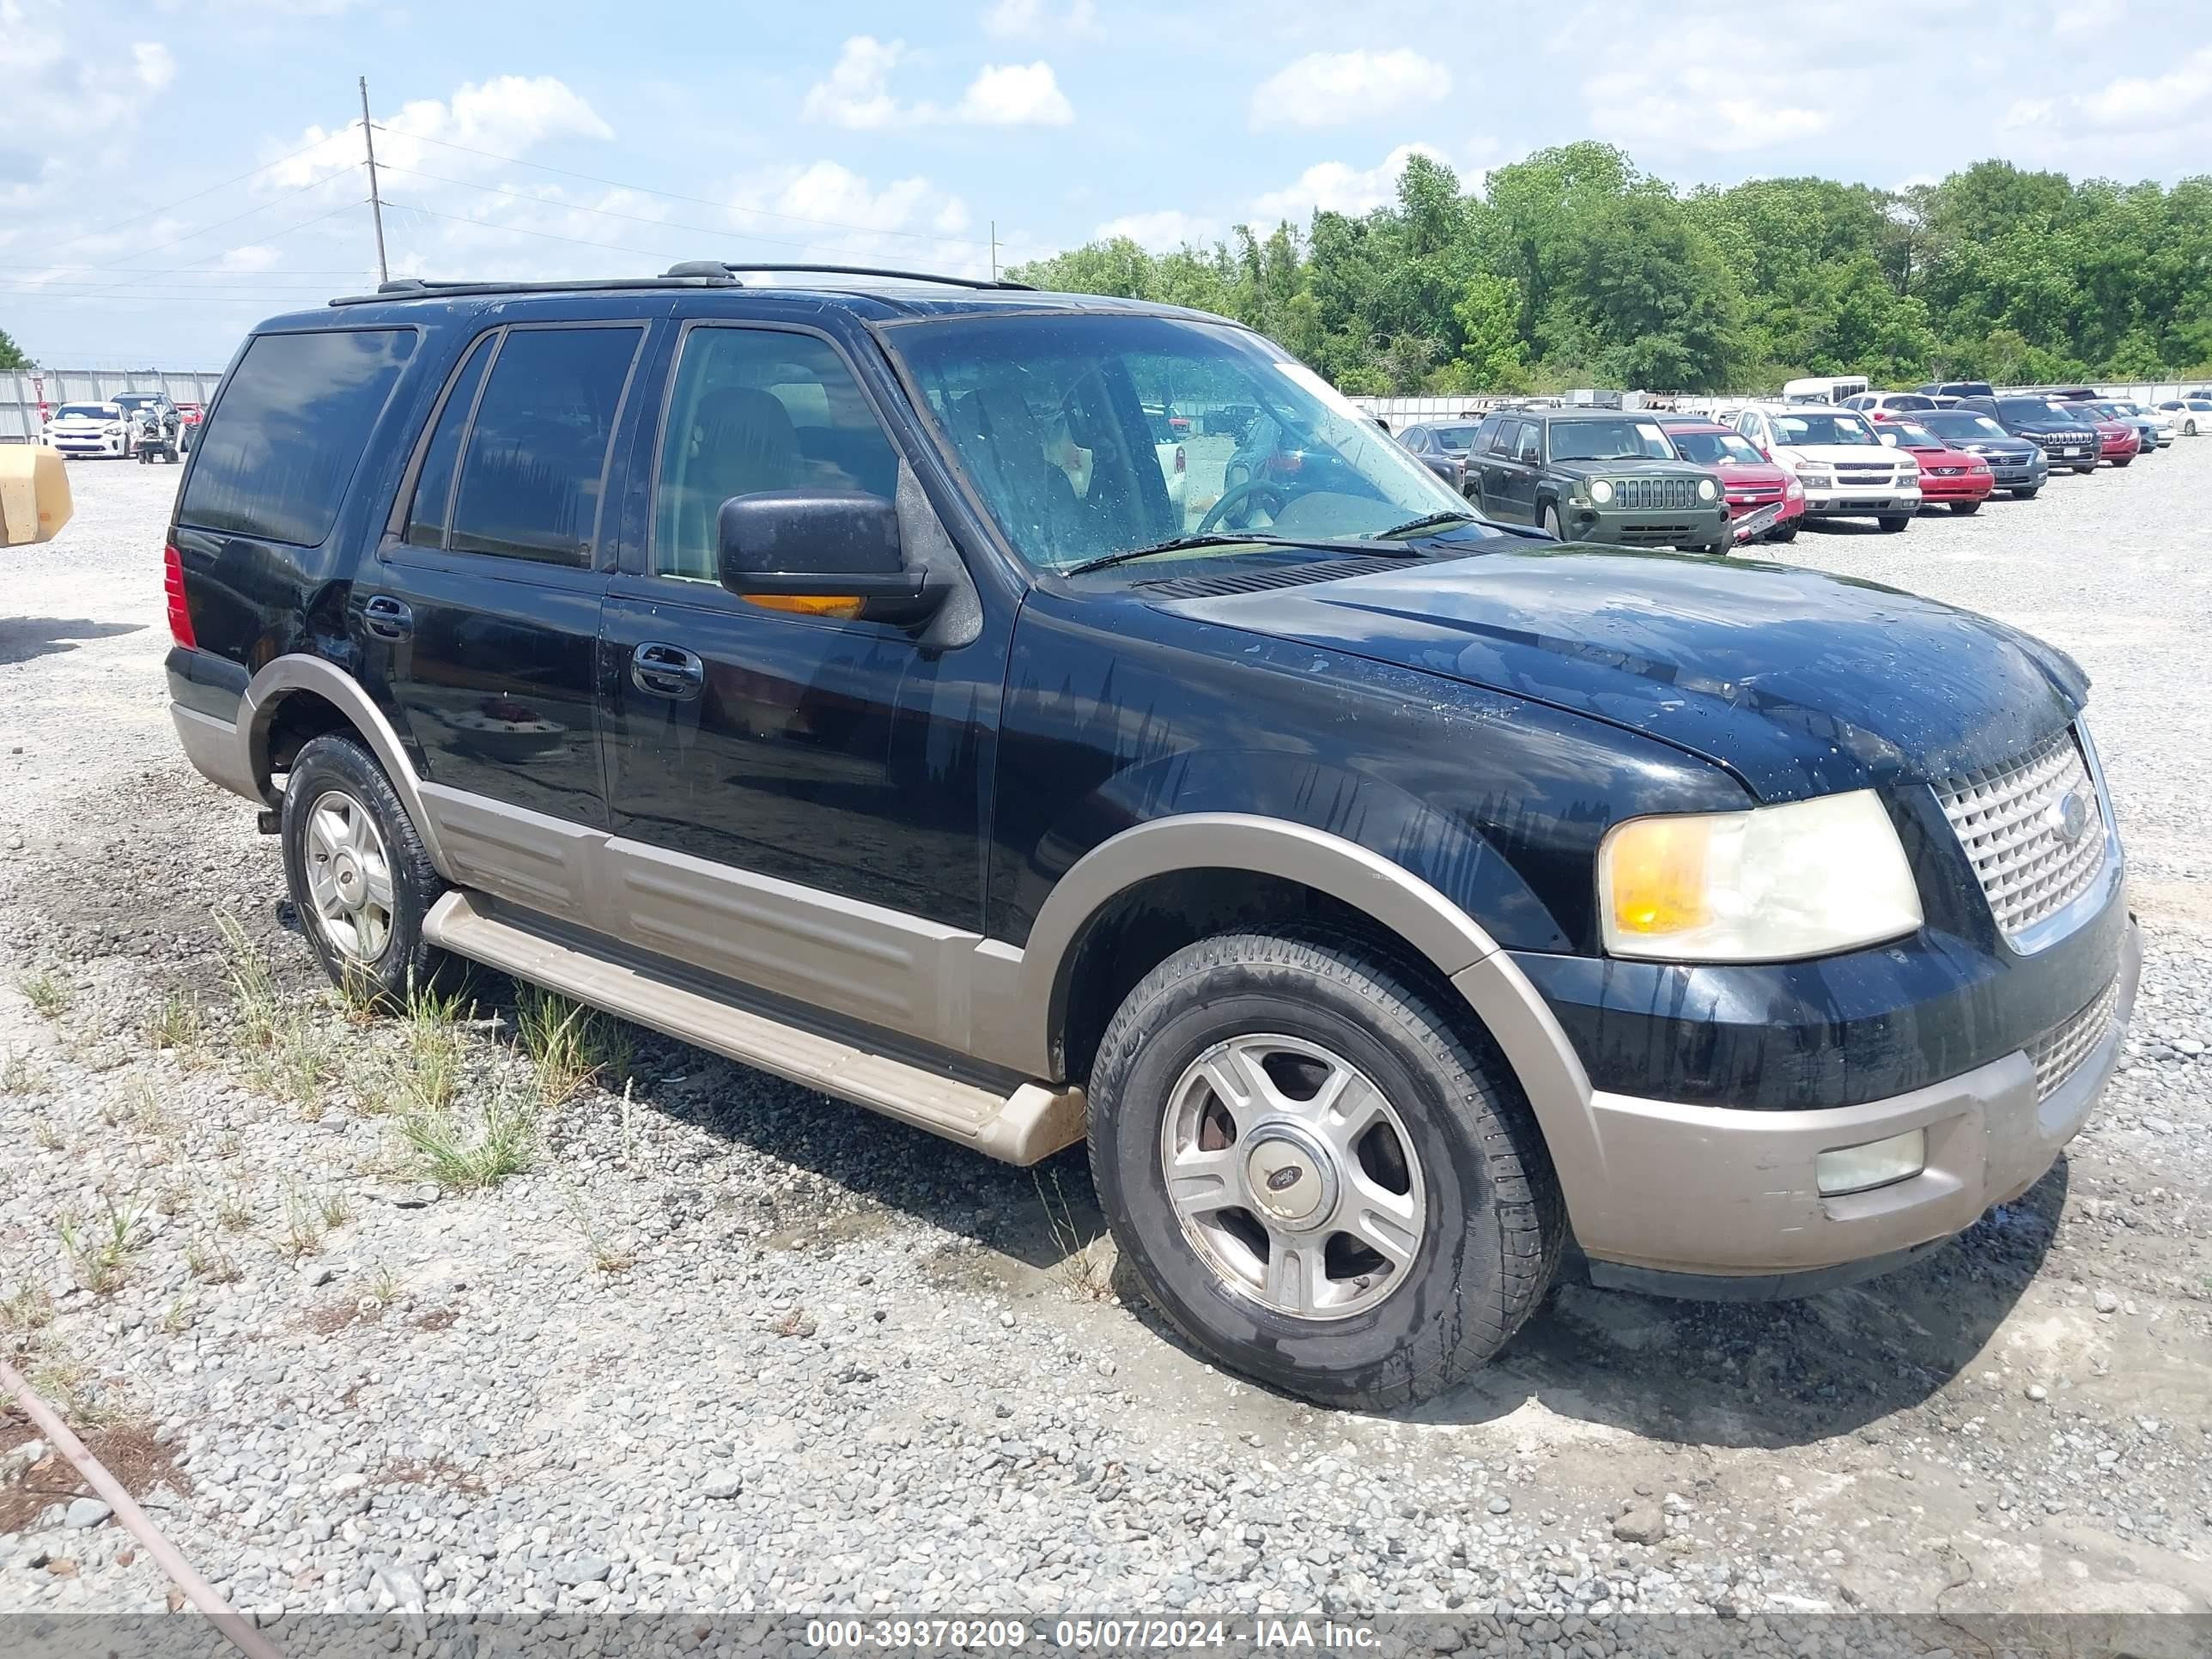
[332,852,362,902]
[1243,1125,1336,1228]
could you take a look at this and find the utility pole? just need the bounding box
[989,220,998,283]
[359,76,389,286]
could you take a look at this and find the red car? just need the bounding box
[1885,421,1995,514]
[2087,416,2138,467]
[1658,417,1806,542]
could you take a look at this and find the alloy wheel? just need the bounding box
[301,789,397,963]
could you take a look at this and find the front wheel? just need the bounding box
[2011,488,2041,501]
[1878,514,1911,533]
[1765,524,1799,544]
[2186,421,2198,437]
[1949,500,1982,516]
[1540,503,1564,541]
[2111,457,2132,468]
[1088,933,1563,1410]
[281,732,450,1006]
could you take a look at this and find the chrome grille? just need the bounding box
[1936,726,2109,948]
[1615,477,1698,511]
[2029,977,2119,1102]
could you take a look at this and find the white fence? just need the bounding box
[2,368,228,443]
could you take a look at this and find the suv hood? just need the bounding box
[1771,442,1899,468]
[1548,457,1705,482]
[1159,547,2087,801]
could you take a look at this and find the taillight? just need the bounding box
[163,544,196,648]
[1173,444,1186,474]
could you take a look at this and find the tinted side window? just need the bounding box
[653,327,902,581]
[1516,423,1540,465]
[179,329,417,547]
[447,326,641,567]
[403,333,495,549]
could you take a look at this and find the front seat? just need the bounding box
[670,386,805,579]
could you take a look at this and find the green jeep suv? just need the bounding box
[1464,407,1730,553]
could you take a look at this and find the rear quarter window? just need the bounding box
[179,329,417,547]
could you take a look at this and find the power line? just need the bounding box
[39,200,368,305]
[34,126,358,259]
[76,165,362,278]
[378,198,691,263]
[372,123,994,248]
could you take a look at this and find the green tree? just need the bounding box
[1451,273,1528,391]
[0,327,29,371]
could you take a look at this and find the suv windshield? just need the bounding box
[1887,423,1945,449]
[1667,428,1763,465]
[1547,418,1674,461]
[1773,411,1879,446]
[890,314,1462,573]
[1918,411,2008,441]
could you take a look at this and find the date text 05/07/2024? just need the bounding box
[802,1618,1380,1650]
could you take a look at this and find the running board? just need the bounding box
[422,891,1085,1165]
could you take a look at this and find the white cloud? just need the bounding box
[267,75,613,188]
[1094,209,1218,250]
[2051,0,2125,36]
[982,0,1098,38]
[1250,142,1447,223]
[721,160,988,275]
[216,244,280,271]
[804,36,1073,128]
[1249,50,1450,130]
[801,35,906,131]
[2000,46,2212,142]
[132,42,176,89]
[954,62,1073,125]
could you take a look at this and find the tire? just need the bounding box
[2011,488,2040,501]
[2187,421,2198,437]
[1878,514,1911,533]
[2111,457,2132,468]
[1087,932,1564,1410]
[1765,524,1798,544]
[1540,503,1564,541]
[1949,500,1982,515]
[280,732,450,1006]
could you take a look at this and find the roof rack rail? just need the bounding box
[330,274,743,307]
[663,261,1034,291]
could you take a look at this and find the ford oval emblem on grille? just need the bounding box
[2049,789,2092,844]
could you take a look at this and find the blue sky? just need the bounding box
[4,0,2208,367]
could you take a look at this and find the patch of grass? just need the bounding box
[3,1049,53,1099]
[158,1296,191,1335]
[1035,1170,1115,1304]
[214,1188,255,1233]
[26,1346,98,1423]
[146,993,203,1054]
[213,911,282,1048]
[514,987,630,1106]
[242,1014,335,1115]
[1,1280,56,1334]
[183,1236,242,1285]
[154,1176,195,1218]
[279,1187,325,1261]
[317,1188,353,1232]
[557,1180,634,1274]
[30,1112,66,1151]
[399,1086,538,1191]
[368,1260,400,1304]
[56,1199,147,1296]
[375,979,474,1115]
[18,971,70,1019]
[126,1074,176,1140]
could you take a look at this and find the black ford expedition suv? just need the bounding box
[166,264,2138,1409]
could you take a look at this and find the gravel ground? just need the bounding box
[1,447,2208,1638]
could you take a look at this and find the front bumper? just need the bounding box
[1571,918,2140,1286]
[1564,503,1730,548]
[52,434,126,456]
[1916,473,1995,504]
[1801,486,1919,518]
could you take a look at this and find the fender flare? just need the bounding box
[234,655,453,878]
[968,813,1598,1187]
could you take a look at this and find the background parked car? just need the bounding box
[1954,395,2101,473]
[2155,398,2211,435]
[1911,408,2049,498]
[1880,420,1994,514]
[1657,416,1804,542]
[2066,403,2140,466]
[1464,408,1729,550]
[2072,398,2164,453]
[1840,392,1938,422]
[1397,420,1481,487]
[1916,380,1996,400]
[1721,402,1920,532]
[44,401,131,458]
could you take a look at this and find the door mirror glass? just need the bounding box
[717,489,939,623]
[1879,430,1899,447]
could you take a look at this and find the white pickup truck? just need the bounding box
[1721,402,1921,533]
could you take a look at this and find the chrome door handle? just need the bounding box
[631,641,704,700]
[363,596,413,641]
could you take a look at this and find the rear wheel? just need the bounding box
[1088,933,1563,1410]
[1878,514,1911,533]
[1949,500,1982,515]
[281,733,450,1006]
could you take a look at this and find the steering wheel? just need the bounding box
[1197,478,1285,534]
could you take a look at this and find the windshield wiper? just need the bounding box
[1376,509,1480,538]
[1061,534,1322,576]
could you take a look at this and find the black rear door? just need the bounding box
[362,318,650,830]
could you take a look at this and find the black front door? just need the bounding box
[365,319,649,827]
[599,319,996,931]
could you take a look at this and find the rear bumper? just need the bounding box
[1572,919,2139,1285]
[171,704,261,803]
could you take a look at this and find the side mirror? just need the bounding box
[0,443,72,546]
[716,490,941,624]
[1878,431,1899,447]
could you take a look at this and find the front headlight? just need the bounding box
[1598,790,1923,962]
[1589,479,1614,504]
[1695,477,1717,501]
